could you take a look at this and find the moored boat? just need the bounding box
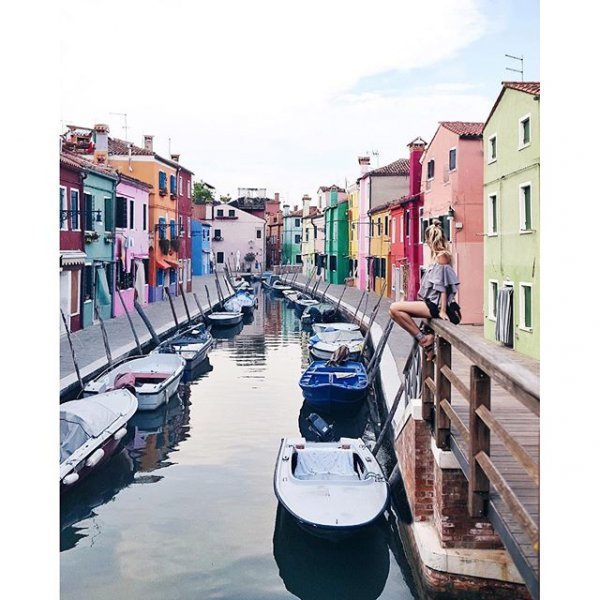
[309,337,364,362]
[206,310,244,328]
[274,437,389,539]
[312,322,361,335]
[299,360,368,413]
[60,388,138,492]
[152,323,213,372]
[83,353,186,411]
[233,289,257,314]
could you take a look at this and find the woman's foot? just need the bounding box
[417,333,435,361]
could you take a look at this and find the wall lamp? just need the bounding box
[60,209,103,224]
[447,206,455,218]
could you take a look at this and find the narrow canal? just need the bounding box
[60,289,419,600]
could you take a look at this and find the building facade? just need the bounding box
[367,202,391,296]
[323,186,349,285]
[281,205,303,267]
[483,82,540,359]
[265,193,283,269]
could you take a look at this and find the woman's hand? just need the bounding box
[439,310,449,321]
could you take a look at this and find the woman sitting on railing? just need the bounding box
[389,219,460,361]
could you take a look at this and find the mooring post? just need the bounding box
[179,283,192,323]
[372,379,406,456]
[321,282,331,302]
[352,290,367,324]
[134,300,161,345]
[205,284,214,313]
[60,309,83,392]
[366,317,394,381]
[116,288,142,355]
[192,292,205,320]
[334,284,348,315]
[164,286,180,329]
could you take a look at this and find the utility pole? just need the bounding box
[505,54,524,81]
[109,112,128,140]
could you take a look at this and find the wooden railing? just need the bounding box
[421,320,540,550]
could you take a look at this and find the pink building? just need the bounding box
[113,174,151,316]
[356,157,410,290]
[420,121,484,324]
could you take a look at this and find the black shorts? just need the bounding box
[423,298,440,319]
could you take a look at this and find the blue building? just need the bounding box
[192,220,212,275]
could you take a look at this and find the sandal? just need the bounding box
[416,331,436,362]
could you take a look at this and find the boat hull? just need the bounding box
[206,312,244,327]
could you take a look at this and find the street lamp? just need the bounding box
[60,208,103,225]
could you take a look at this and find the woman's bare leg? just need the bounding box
[389,301,434,347]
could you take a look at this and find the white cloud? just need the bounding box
[60,0,492,201]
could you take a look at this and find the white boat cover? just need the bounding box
[224,298,243,312]
[60,400,121,463]
[295,448,358,481]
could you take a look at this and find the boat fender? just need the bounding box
[113,427,127,441]
[62,472,80,486]
[85,448,105,468]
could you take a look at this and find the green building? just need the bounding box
[482,81,540,359]
[281,204,304,268]
[323,186,349,284]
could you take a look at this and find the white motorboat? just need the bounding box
[151,324,213,372]
[309,338,364,362]
[83,353,186,411]
[274,437,389,538]
[60,388,138,492]
[310,328,364,344]
[206,311,244,327]
[313,322,361,335]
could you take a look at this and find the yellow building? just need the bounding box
[367,202,391,297]
[108,135,181,301]
[347,183,359,283]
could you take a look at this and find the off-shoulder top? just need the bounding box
[417,262,460,307]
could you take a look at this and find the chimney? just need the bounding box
[283,204,290,217]
[407,136,427,197]
[358,156,371,176]
[293,205,298,213]
[302,194,311,217]
[170,153,180,163]
[143,135,154,152]
[93,123,109,165]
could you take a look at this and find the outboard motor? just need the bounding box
[306,413,334,441]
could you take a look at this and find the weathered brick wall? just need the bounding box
[395,417,434,521]
[432,460,503,549]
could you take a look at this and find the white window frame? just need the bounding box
[488,279,499,321]
[187,180,191,198]
[519,282,533,332]
[60,186,68,230]
[448,146,457,172]
[519,114,531,150]
[187,217,191,238]
[391,217,396,244]
[519,182,533,233]
[178,175,183,195]
[487,193,498,236]
[487,134,497,164]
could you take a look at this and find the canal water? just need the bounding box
[60,289,419,600]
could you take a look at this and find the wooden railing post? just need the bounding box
[435,336,452,449]
[421,348,435,422]
[469,365,491,517]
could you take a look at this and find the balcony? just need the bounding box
[212,235,223,242]
[215,214,238,220]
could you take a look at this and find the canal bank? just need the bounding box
[288,274,538,600]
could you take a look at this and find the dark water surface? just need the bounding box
[60,291,417,600]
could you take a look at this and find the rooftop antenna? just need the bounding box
[505,54,524,81]
[366,149,380,168]
[109,112,128,140]
[168,137,171,155]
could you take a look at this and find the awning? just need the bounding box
[164,258,179,268]
[156,258,170,270]
[60,251,87,267]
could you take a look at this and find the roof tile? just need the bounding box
[502,81,540,96]
[440,121,484,137]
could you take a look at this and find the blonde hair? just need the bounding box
[425,219,451,263]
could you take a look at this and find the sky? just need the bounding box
[58,0,539,205]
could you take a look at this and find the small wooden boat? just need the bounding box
[60,388,138,492]
[309,338,364,362]
[299,360,368,412]
[233,289,257,314]
[272,280,293,295]
[83,354,186,411]
[300,303,338,325]
[206,310,244,328]
[274,437,389,539]
[152,324,213,372]
[310,328,364,344]
[313,322,361,335]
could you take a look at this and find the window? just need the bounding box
[187,180,191,198]
[143,204,147,231]
[295,254,302,264]
[217,209,223,217]
[187,217,191,238]
[214,228,222,239]
[60,187,67,229]
[488,280,498,321]
[169,174,177,194]
[293,218,301,228]
[391,217,396,243]
[228,209,235,217]
[369,220,374,238]
[83,193,94,231]
[83,265,93,301]
[178,176,183,195]
[216,252,224,263]
[488,135,497,163]
[519,183,532,232]
[519,283,533,330]
[294,234,302,244]
[159,171,167,192]
[333,221,338,241]
[178,215,183,237]
[426,159,435,180]
[329,255,337,271]
[377,218,381,236]
[519,115,531,148]
[158,217,166,239]
[305,228,309,242]
[70,190,80,230]
[404,211,410,238]
[380,257,386,278]
[488,194,498,235]
[384,216,389,237]
[116,196,128,228]
[449,148,457,171]
[104,197,113,231]
[257,229,262,239]
[129,200,135,229]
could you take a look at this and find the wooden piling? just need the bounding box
[116,288,142,355]
[179,283,192,322]
[192,292,205,320]
[134,300,161,345]
[60,309,83,392]
[205,285,214,312]
[164,286,180,329]
[94,302,113,366]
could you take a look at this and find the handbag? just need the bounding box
[446,301,462,325]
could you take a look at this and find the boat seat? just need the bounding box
[294,448,359,481]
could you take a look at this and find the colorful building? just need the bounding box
[482,82,540,359]
[346,181,359,284]
[323,186,349,285]
[175,159,194,292]
[113,174,151,316]
[356,157,410,290]
[281,204,303,267]
[265,193,283,269]
[191,220,212,275]
[300,195,321,277]
[420,122,484,324]
[59,152,85,332]
[367,202,391,296]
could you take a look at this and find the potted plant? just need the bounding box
[170,238,180,252]
[159,238,171,254]
[84,231,100,244]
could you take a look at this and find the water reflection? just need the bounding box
[182,356,214,383]
[298,399,370,442]
[273,504,390,600]
[210,321,244,340]
[60,448,135,552]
